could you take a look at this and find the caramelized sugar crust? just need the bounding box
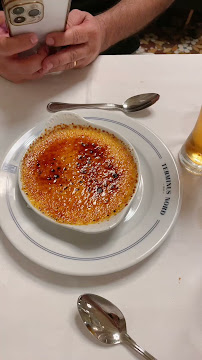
[21,124,138,225]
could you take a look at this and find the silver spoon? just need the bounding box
[47,93,160,114]
[77,293,157,360]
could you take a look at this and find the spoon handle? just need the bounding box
[122,333,157,360]
[47,102,120,113]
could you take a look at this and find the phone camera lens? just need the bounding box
[14,16,26,24]
[28,9,40,17]
[13,7,24,15]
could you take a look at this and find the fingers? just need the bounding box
[0,11,5,26]
[0,33,38,56]
[48,59,85,73]
[4,48,47,82]
[27,71,45,82]
[0,64,45,83]
[11,45,48,75]
[42,45,86,73]
[38,45,49,56]
[46,25,89,47]
[46,10,91,47]
[9,71,44,84]
[43,10,102,75]
[47,63,76,73]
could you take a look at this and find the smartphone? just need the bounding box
[2,0,72,44]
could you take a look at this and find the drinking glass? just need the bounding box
[179,106,202,175]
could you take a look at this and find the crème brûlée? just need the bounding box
[20,124,138,225]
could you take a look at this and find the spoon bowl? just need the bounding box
[123,93,160,112]
[77,293,157,360]
[47,93,160,114]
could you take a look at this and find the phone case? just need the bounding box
[2,0,72,43]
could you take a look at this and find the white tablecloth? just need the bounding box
[0,55,202,360]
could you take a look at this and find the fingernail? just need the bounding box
[30,34,38,45]
[43,63,53,72]
[46,37,55,46]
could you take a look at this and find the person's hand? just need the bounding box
[0,11,47,83]
[42,9,104,74]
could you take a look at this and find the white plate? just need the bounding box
[0,111,181,276]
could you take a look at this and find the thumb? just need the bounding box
[66,9,88,29]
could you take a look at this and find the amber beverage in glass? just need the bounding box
[179,107,202,175]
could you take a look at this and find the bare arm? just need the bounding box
[43,0,174,73]
[97,0,174,52]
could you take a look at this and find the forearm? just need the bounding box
[97,0,174,52]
